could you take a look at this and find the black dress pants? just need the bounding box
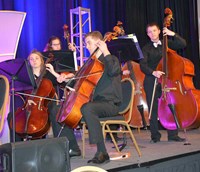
[81,101,119,144]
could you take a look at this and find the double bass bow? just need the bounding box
[157,8,200,130]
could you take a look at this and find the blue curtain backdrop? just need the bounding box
[0,0,126,59]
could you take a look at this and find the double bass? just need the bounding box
[122,61,149,128]
[116,21,149,128]
[11,55,55,139]
[157,8,200,130]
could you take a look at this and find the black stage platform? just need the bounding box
[71,128,200,172]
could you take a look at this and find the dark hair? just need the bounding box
[146,22,160,32]
[44,36,61,51]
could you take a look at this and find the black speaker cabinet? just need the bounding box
[0,137,70,172]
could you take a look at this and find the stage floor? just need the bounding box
[70,128,200,171]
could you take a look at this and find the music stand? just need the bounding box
[42,50,78,73]
[0,58,36,142]
[107,34,144,63]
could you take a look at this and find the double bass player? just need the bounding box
[140,22,186,143]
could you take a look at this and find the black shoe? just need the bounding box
[69,149,81,157]
[150,137,161,143]
[150,133,161,143]
[88,152,110,164]
[168,136,186,142]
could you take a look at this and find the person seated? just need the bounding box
[8,50,81,157]
[43,36,76,52]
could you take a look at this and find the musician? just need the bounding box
[140,22,186,143]
[35,50,81,157]
[43,36,76,52]
[80,31,122,164]
[9,50,81,157]
[43,35,76,82]
[56,31,122,163]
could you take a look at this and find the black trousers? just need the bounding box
[81,101,119,144]
[144,76,178,139]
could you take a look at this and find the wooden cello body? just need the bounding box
[13,79,55,138]
[122,61,149,128]
[57,56,104,128]
[157,8,200,130]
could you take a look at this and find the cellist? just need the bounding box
[8,50,81,157]
[81,31,122,164]
[57,31,122,164]
[140,22,186,143]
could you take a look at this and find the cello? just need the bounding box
[157,8,200,130]
[11,54,55,139]
[56,32,119,128]
[122,61,149,128]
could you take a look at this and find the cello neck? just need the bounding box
[33,53,54,94]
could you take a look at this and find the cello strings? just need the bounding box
[15,91,61,102]
[65,71,103,82]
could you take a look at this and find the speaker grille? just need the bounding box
[0,137,70,172]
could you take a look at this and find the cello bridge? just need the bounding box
[162,87,177,92]
[38,98,43,110]
[175,81,185,95]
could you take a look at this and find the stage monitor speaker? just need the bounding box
[0,137,70,172]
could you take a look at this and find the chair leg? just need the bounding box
[127,125,142,157]
[118,130,127,152]
[105,125,120,152]
[101,123,106,140]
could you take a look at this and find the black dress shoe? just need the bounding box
[150,137,161,143]
[88,152,110,164]
[69,149,81,157]
[150,133,161,143]
[168,136,186,142]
